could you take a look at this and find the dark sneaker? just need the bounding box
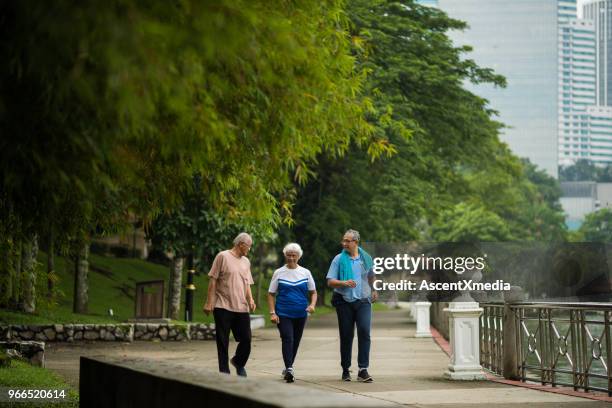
[284,367,295,383]
[230,357,247,377]
[281,368,287,378]
[357,368,373,383]
[342,369,351,382]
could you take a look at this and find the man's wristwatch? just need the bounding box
[270,311,276,315]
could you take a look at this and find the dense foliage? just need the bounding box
[0,0,387,311]
[289,0,567,291]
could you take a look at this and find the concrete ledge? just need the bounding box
[80,356,397,408]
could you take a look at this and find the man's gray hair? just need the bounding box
[233,232,253,246]
[345,229,360,242]
[283,242,303,258]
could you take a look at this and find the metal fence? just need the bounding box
[479,302,612,396]
[480,303,504,375]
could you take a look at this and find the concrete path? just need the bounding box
[45,310,611,407]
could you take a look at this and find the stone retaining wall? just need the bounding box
[0,323,215,343]
[0,341,45,367]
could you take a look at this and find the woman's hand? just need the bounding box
[270,312,280,324]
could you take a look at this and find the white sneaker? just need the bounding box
[284,367,295,383]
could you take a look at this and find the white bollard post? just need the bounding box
[443,301,486,380]
[414,301,432,338]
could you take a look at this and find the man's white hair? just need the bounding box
[283,242,303,258]
[233,232,252,246]
[344,229,360,242]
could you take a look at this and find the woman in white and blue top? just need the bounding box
[267,242,317,383]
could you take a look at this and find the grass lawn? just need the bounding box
[1,253,387,326]
[0,359,78,407]
[0,253,170,325]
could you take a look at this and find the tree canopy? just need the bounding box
[578,209,612,242]
[288,0,567,290]
[559,159,612,182]
[0,0,392,310]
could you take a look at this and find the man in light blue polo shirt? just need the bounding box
[327,229,377,383]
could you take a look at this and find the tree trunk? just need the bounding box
[21,234,38,313]
[317,285,326,306]
[11,241,22,309]
[47,236,55,298]
[167,256,183,320]
[0,249,9,308]
[73,242,89,313]
[256,244,265,307]
[2,237,17,308]
[256,269,264,309]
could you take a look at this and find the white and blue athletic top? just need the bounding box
[268,265,316,318]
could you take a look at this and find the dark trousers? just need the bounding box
[276,316,307,369]
[213,307,251,373]
[335,300,371,370]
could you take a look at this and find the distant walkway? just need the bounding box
[46,310,610,407]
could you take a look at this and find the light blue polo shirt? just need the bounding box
[326,253,374,302]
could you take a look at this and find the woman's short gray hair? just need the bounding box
[344,229,360,242]
[233,232,252,246]
[283,242,303,258]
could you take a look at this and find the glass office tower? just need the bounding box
[436,0,560,176]
[584,0,612,106]
[558,13,598,164]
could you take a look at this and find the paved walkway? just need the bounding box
[45,310,611,407]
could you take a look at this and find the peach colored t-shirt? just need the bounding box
[208,250,254,313]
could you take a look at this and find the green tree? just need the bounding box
[597,164,612,182]
[579,209,612,242]
[431,203,513,242]
[559,159,598,181]
[1,0,386,313]
[149,177,257,319]
[289,0,508,294]
[290,0,567,293]
[464,155,567,241]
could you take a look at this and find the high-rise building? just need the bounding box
[558,16,598,165]
[417,0,612,169]
[584,0,612,106]
[585,106,612,163]
[433,0,560,177]
[559,0,578,22]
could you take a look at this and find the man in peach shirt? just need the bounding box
[204,232,256,376]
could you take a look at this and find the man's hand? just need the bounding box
[306,304,315,313]
[344,279,357,288]
[249,299,256,312]
[203,303,213,316]
[371,290,378,303]
[270,313,280,324]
